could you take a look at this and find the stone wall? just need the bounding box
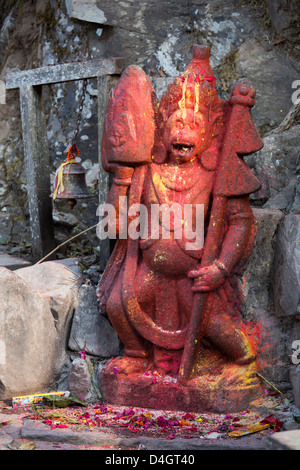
[0,0,299,404]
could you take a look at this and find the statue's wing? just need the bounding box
[101,65,158,172]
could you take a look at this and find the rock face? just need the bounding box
[236,39,298,133]
[240,209,287,383]
[268,0,300,43]
[274,214,300,318]
[245,124,300,207]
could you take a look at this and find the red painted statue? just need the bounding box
[97,45,264,412]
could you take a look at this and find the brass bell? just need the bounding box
[51,145,93,208]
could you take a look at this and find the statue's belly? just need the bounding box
[140,237,199,276]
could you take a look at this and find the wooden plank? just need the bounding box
[19,83,56,261]
[6,57,125,89]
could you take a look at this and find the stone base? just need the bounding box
[98,360,262,413]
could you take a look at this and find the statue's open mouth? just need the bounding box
[171,143,195,159]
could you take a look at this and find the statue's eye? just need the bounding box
[175,119,184,129]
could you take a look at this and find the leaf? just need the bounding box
[42,393,88,408]
[256,372,289,403]
[293,416,300,424]
[8,439,36,450]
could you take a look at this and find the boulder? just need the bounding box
[16,259,82,326]
[68,357,91,399]
[65,0,107,24]
[68,283,120,358]
[0,260,80,399]
[52,211,79,229]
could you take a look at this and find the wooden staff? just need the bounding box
[178,79,257,384]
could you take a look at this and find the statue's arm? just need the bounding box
[188,196,253,292]
[217,195,254,274]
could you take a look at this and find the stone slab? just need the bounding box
[20,419,266,450]
[0,253,31,270]
[266,430,300,450]
[65,0,107,25]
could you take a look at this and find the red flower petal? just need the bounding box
[203,76,217,82]
[259,415,284,432]
[183,412,194,420]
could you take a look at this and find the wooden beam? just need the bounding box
[6,57,125,89]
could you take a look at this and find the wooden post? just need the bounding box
[19,83,55,261]
[97,74,119,270]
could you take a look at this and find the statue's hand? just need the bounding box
[187,261,227,292]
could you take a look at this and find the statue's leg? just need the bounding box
[106,267,150,373]
[204,293,255,364]
[176,278,255,365]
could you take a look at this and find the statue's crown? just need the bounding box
[158,45,219,120]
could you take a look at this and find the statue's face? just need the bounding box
[163,108,212,164]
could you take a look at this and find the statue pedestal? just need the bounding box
[98,360,262,413]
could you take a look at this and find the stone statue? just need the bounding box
[96,45,264,412]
